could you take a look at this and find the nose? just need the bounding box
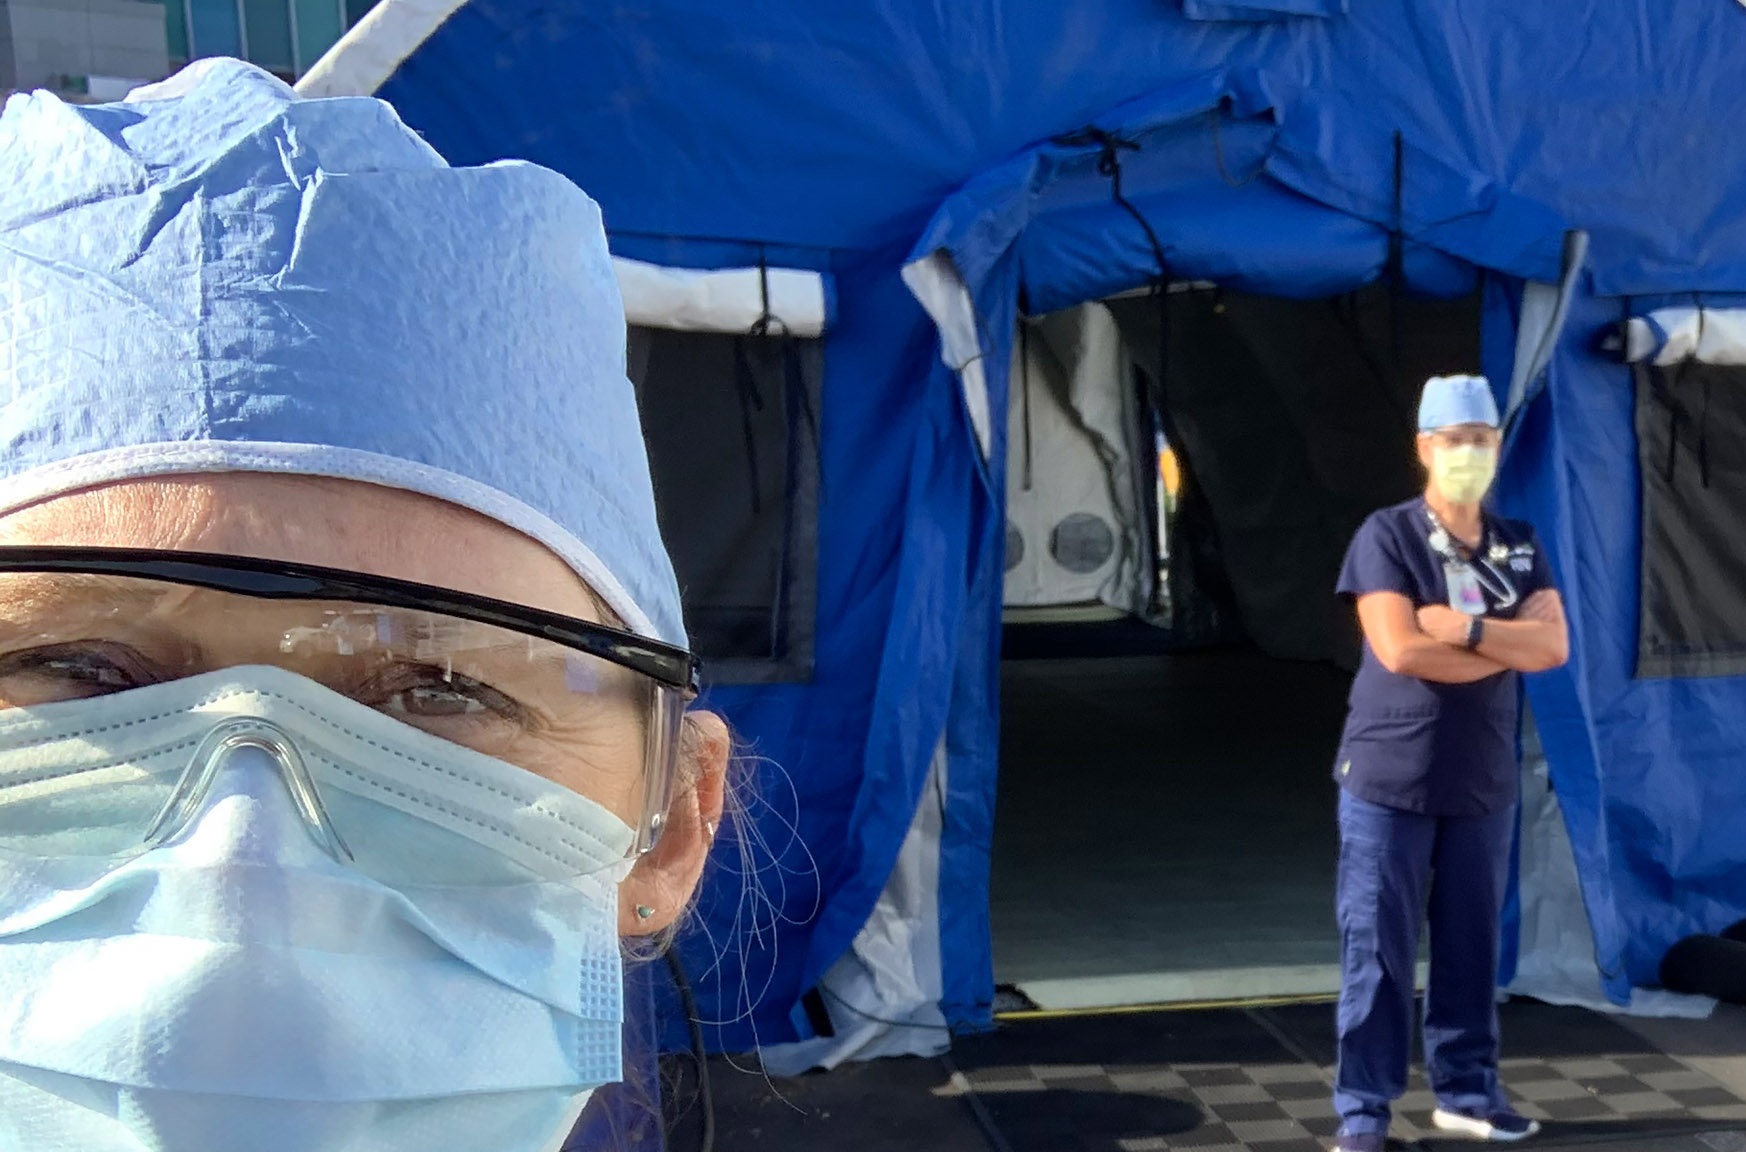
[145,719,353,866]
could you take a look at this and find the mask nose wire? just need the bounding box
[139,716,355,863]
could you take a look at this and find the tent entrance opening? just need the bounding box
[992,285,1482,1010]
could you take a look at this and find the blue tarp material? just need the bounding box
[374,0,1746,1043]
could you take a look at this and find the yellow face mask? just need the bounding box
[1431,444,1497,504]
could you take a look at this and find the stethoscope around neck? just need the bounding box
[1424,505,1520,611]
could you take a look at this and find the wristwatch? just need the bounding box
[1465,616,1486,651]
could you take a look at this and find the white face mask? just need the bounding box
[0,666,636,1152]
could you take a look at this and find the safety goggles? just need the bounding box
[0,547,701,870]
[1424,425,1501,449]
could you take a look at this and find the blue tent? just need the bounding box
[300,0,1746,1055]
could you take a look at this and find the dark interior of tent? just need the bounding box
[993,284,1482,1009]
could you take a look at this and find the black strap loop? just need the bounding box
[747,253,786,339]
[1653,299,1712,488]
[1695,302,1712,488]
[1209,97,1262,188]
[1054,126,1171,291]
[731,336,767,514]
[741,252,824,514]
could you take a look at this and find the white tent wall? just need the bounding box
[1508,712,1713,1018]
[1004,304,1152,617]
[758,742,951,1074]
[615,258,829,337]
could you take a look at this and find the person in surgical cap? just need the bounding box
[1327,375,1568,1152]
[0,59,726,1152]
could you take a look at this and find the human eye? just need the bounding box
[0,642,161,707]
[355,663,534,741]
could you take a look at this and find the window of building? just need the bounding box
[177,0,351,78]
[242,0,295,74]
[186,0,243,59]
[292,0,346,71]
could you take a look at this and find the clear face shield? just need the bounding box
[0,548,701,886]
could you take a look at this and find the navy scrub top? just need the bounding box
[1335,498,1557,817]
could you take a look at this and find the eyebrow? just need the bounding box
[0,574,168,614]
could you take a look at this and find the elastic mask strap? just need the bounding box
[606,854,638,885]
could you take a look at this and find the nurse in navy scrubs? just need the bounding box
[1330,375,1570,1152]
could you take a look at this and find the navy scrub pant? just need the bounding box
[1333,789,1516,1135]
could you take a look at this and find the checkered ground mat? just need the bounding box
[957,1054,1746,1151]
[681,1001,1746,1152]
[945,1001,1746,1152]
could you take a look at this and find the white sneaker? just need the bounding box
[1431,1107,1542,1142]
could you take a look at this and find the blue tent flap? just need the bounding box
[1183,0,1347,20]
[1510,291,1746,999]
[909,78,1488,312]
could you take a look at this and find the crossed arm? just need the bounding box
[1355,589,1570,684]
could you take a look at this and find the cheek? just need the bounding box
[515,727,650,826]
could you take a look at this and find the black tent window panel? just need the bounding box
[1634,349,1746,679]
[628,327,821,684]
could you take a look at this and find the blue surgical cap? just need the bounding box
[1417,374,1500,432]
[0,59,683,644]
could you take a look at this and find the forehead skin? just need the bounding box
[0,474,605,623]
[1420,422,1499,439]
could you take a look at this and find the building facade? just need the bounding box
[0,0,168,98]
[1,0,374,99]
[165,0,373,79]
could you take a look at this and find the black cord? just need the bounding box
[1054,126,1171,284]
[1694,298,1712,489]
[664,948,714,1152]
[817,981,954,1032]
[1209,99,1262,188]
[1657,299,1709,487]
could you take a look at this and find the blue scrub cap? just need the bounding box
[1417,374,1499,433]
[0,59,683,644]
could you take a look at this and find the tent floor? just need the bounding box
[993,647,1356,1009]
[681,1001,1746,1152]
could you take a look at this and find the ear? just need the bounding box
[618,710,729,936]
[1415,433,1436,470]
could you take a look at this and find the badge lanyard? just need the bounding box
[1424,507,1519,613]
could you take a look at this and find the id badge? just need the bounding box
[1445,562,1487,616]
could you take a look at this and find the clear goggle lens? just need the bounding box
[0,568,689,877]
